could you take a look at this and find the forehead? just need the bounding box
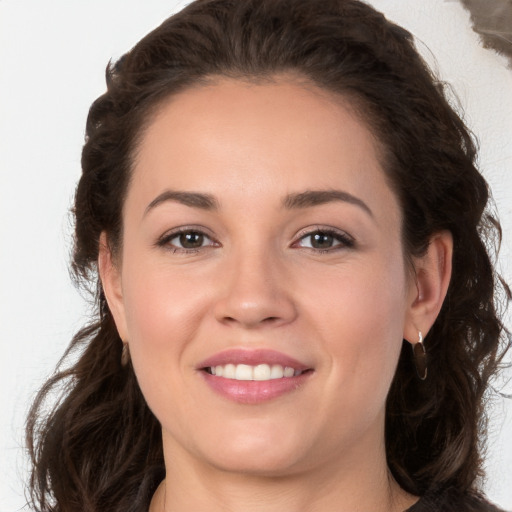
[129,77,399,225]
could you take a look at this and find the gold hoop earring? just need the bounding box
[412,331,427,381]
[121,343,130,367]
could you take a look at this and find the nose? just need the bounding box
[213,246,298,329]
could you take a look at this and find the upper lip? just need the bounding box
[198,348,312,371]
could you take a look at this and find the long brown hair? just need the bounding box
[26,1,510,511]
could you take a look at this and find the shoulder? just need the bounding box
[407,487,507,512]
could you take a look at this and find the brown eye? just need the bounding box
[158,229,217,252]
[310,232,334,249]
[295,229,354,251]
[179,232,205,249]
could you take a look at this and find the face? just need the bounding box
[104,78,420,477]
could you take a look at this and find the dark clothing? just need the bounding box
[406,488,508,512]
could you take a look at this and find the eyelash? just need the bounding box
[292,227,355,253]
[156,226,355,254]
[156,227,219,254]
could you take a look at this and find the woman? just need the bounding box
[25,0,510,511]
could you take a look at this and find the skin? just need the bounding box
[100,77,452,512]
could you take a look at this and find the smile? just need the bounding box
[205,363,304,381]
[198,349,314,404]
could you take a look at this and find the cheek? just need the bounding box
[119,260,215,423]
[122,263,210,355]
[295,260,408,445]
[119,255,216,408]
[300,254,408,387]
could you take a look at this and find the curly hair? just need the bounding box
[26,1,510,511]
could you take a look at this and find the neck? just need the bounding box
[150,433,417,512]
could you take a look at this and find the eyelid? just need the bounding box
[292,225,355,250]
[156,225,220,251]
[155,224,354,253]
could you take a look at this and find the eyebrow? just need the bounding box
[144,190,219,216]
[283,190,373,217]
[144,188,373,218]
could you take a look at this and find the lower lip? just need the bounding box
[201,371,312,404]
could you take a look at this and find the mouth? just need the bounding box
[198,349,314,404]
[203,363,309,380]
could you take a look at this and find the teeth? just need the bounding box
[270,364,284,379]
[223,363,236,379]
[207,363,301,381]
[235,364,253,380]
[283,366,295,377]
[254,364,271,380]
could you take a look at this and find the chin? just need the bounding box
[205,448,306,477]
[190,421,312,476]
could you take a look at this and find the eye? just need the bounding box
[294,228,354,252]
[157,228,218,253]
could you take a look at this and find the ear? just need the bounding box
[403,231,453,344]
[98,232,129,341]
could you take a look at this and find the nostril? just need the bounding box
[221,315,282,327]
[215,292,298,328]
[224,315,277,321]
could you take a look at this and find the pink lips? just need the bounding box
[198,349,313,405]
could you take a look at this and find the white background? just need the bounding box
[1,1,511,510]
